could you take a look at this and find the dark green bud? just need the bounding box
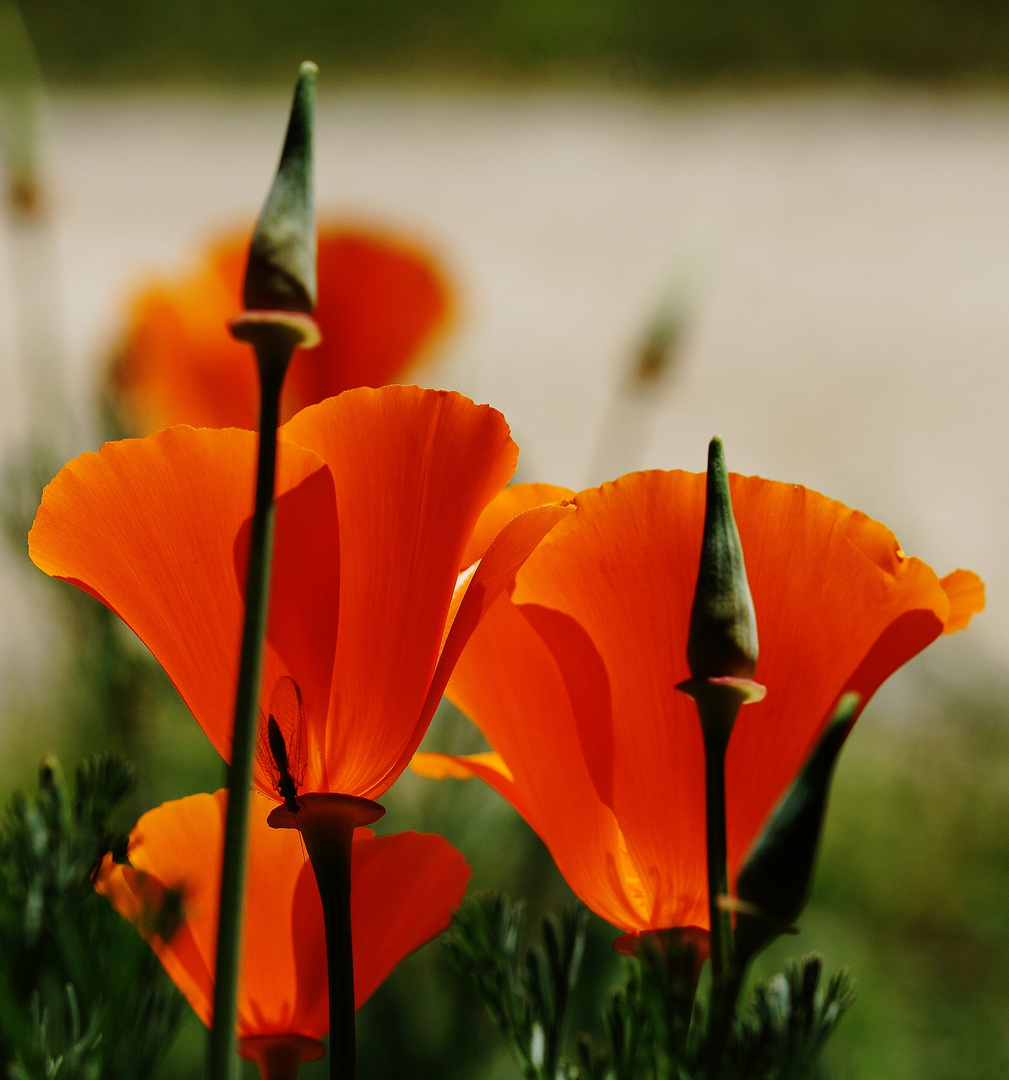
[686,437,758,681]
[733,693,859,967]
[243,61,317,314]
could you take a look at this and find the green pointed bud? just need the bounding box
[733,693,859,967]
[243,61,317,314]
[686,437,758,681]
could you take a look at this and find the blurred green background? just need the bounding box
[2,0,1009,1077]
[17,0,1009,84]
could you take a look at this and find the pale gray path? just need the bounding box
[1,90,1006,688]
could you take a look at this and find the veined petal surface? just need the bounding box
[281,386,517,797]
[444,468,983,931]
[444,592,651,930]
[28,427,338,773]
[351,829,470,1007]
[95,791,328,1040]
[95,793,470,1037]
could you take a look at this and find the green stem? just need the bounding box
[701,725,736,1079]
[207,341,288,1080]
[702,722,733,984]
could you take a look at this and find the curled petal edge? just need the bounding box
[939,569,985,635]
[411,751,540,832]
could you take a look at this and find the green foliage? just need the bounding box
[0,753,185,1080]
[445,894,588,1080]
[568,935,700,1080]
[731,959,853,1080]
[449,894,853,1080]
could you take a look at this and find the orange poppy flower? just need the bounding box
[413,470,984,934]
[29,385,572,801]
[108,225,454,433]
[95,790,469,1078]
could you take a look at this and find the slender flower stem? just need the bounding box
[678,678,763,1072]
[701,720,733,984]
[207,341,287,1080]
[208,314,318,1080]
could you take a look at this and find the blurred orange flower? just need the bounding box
[96,790,469,1077]
[108,225,454,433]
[30,385,571,800]
[414,470,984,934]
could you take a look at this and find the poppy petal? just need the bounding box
[375,500,575,796]
[110,226,453,434]
[28,427,331,766]
[237,465,341,795]
[95,790,329,1040]
[350,830,470,1008]
[96,795,470,1038]
[110,237,256,432]
[282,228,453,419]
[443,591,652,930]
[280,386,517,797]
[498,469,973,929]
[938,569,985,634]
[411,751,540,831]
[459,483,575,570]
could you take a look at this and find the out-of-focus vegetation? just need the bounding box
[15,0,1009,85]
[0,751,185,1079]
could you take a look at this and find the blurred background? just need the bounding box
[1,0,1009,1077]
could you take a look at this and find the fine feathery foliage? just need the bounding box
[0,753,185,1080]
[444,893,588,1080]
[447,893,854,1080]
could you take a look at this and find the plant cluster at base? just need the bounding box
[0,753,185,1080]
[449,893,853,1080]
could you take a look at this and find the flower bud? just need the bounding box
[243,61,317,315]
[686,437,758,681]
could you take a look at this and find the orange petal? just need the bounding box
[411,749,510,782]
[939,569,985,634]
[350,830,470,1007]
[96,794,469,1039]
[444,591,653,931]
[281,227,454,422]
[411,751,541,830]
[110,226,453,434]
[28,428,335,769]
[280,386,517,798]
[238,465,341,795]
[109,235,257,432]
[464,469,977,930]
[376,500,575,795]
[95,790,328,1041]
[459,483,575,570]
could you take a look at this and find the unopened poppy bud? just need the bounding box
[686,437,758,681]
[732,693,859,968]
[243,61,317,315]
